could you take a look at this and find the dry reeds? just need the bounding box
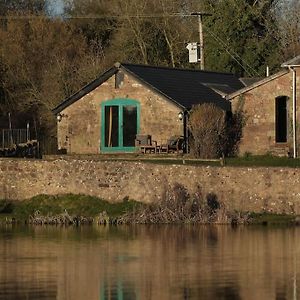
[121,183,250,225]
[28,210,94,225]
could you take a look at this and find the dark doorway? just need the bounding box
[275,96,288,143]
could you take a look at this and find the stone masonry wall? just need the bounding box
[1,158,300,214]
[57,71,183,154]
[231,69,300,156]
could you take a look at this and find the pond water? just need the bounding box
[0,225,299,300]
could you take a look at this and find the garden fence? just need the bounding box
[1,129,30,148]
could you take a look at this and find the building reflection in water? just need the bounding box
[0,225,299,300]
[100,279,137,300]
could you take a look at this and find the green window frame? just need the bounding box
[101,98,140,152]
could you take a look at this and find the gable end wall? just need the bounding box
[231,70,300,155]
[57,72,183,154]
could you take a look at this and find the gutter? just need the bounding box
[282,64,300,158]
[292,67,297,158]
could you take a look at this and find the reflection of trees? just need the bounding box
[137,225,221,253]
[275,280,287,300]
[215,284,242,300]
[177,280,241,300]
[207,226,218,246]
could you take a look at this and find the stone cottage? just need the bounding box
[52,63,244,154]
[227,55,300,157]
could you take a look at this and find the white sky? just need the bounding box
[46,0,64,16]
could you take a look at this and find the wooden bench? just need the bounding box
[135,134,158,154]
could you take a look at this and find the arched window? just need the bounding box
[275,96,288,143]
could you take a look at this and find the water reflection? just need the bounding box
[101,280,137,300]
[0,281,57,300]
[0,225,299,300]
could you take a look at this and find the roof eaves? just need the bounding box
[239,77,263,87]
[281,64,300,67]
[226,70,289,100]
[120,64,186,110]
[281,55,300,67]
[210,89,226,97]
[52,66,118,115]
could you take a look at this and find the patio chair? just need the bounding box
[160,135,185,154]
[135,134,158,154]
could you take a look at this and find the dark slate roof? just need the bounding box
[121,64,244,111]
[53,63,245,114]
[202,83,236,96]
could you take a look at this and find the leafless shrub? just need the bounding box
[188,104,245,158]
[188,103,226,159]
[121,183,250,225]
[221,111,245,157]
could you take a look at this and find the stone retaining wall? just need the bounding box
[1,158,300,214]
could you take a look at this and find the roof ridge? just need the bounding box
[121,62,237,76]
[53,61,238,114]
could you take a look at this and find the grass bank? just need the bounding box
[249,212,298,226]
[0,194,141,224]
[0,193,299,226]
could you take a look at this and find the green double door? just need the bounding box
[101,99,140,152]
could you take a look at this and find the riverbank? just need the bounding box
[2,157,300,214]
[0,194,140,224]
[0,194,299,226]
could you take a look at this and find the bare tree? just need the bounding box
[275,0,300,59]
[152,0,194,67]
[0,17,104,137]
[68,0,199,67]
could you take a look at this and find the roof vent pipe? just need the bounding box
[266,66,270,77]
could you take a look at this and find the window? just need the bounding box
[101,99,140,152]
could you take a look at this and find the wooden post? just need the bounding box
[191,12,212,70]
[198,14,204,70]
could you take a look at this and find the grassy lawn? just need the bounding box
[142,154,300,168]
[226,155,300,168]
[0,195,141,222]
[45,153,300,168]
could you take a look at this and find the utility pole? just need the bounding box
[191,12,212,70]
